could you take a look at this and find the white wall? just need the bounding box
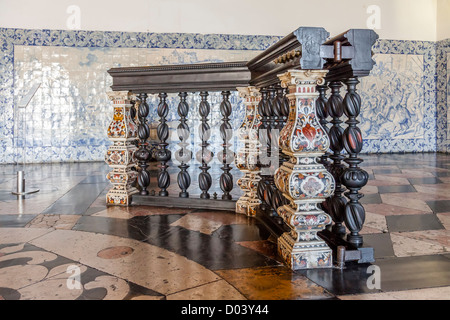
[437,0,450,40]
[0,0,442,41]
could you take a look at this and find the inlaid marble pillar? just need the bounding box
[235,86,261,216]
[275,70,335,270]
[105,91,139,206]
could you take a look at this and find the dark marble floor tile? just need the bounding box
[374,254,450,292]
[297,262,379,295]
[147,225,279,270]
[42,182,108,215]
[373,168,402,174]
[73,214,184,241]
[212,224,271,242]
[408,177,443,185]
[433,171,450,177]
[80,175,107,184]
[426,200,450,213]
[362,233,395,259]
[360,193,382,204]
[377,185,417,194]
[73,215,279,270]
[84,207,107,215]
[386,214,445,232]
[0,214,37,228]
[302,254,450,295]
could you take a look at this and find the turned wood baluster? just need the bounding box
[156,92,171,196]
[271,84,287,214]
[219,91,234,200]
[280,87,291,208]
[265,85,277,216]
[135,93,151,195]
[197,91,213,199]
[341,77,369,246]
[130,99,137,124]
[176,92,191,198]
[257,88,270,212]
[327,81,347,236]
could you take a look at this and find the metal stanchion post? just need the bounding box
[12,83,41,198]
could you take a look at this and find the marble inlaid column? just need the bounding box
[275,70,335,270]
[235,86,261,216]
[105,91,139,206]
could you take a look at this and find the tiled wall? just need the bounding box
[437,38,450,153]
[361,40,437,153]
[0,28,448,163]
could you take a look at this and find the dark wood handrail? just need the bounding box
[108,27,377,92]
[108,61,250,93]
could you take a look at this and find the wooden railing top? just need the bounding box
[107,27,378,93]
[108,61,250,94]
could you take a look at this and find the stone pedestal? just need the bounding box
[275,70,336,269]
[235,87,261,216]
[105,91,139,206]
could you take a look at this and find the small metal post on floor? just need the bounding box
[12,170,39,198]
[12,83,41,199]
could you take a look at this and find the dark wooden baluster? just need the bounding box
[156,92,171,196]
[341,77,369,246]
[134,93,151,195]
[270,84,286,215]
[316,84,330,168]
[280,87,291,208]
[176,92,191,198]
[327,81,347,236]
[219,91,233,200]
[265,85,277,216]
[130,99,137,124]
[257,88,270,212]
[198,91,213,199]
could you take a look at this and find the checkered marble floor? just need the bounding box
[0,153,449,300]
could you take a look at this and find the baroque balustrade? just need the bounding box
[105,26,379,270]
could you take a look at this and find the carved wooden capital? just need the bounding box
[278,70,328,89]
[107,90,132,103]
[237,86,261,99]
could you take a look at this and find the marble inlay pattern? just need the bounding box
[1,153,450,300]
[216,266,334,300]
[26,214,80,229]
[339,286,450,300]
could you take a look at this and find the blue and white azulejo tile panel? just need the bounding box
[362,39,438,153]
[436,38,450,153]
[448,52,450,152]
[360,54,425,141]
[11,45,260,164]
[0,27,448,163]
[0,28,277,163]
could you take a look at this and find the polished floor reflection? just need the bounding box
[0,153,450,300]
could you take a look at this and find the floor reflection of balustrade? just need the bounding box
[105,27,379,270]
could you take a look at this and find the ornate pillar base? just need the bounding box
[105,91,139,206]
[236,170,261,216]
[275,70,335,270]
[278,236,332,270]
[235,86,262,217]
[246,171,261,216]
[277,202,333,269]
[235,169,251,214]
[105,145,138,206]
